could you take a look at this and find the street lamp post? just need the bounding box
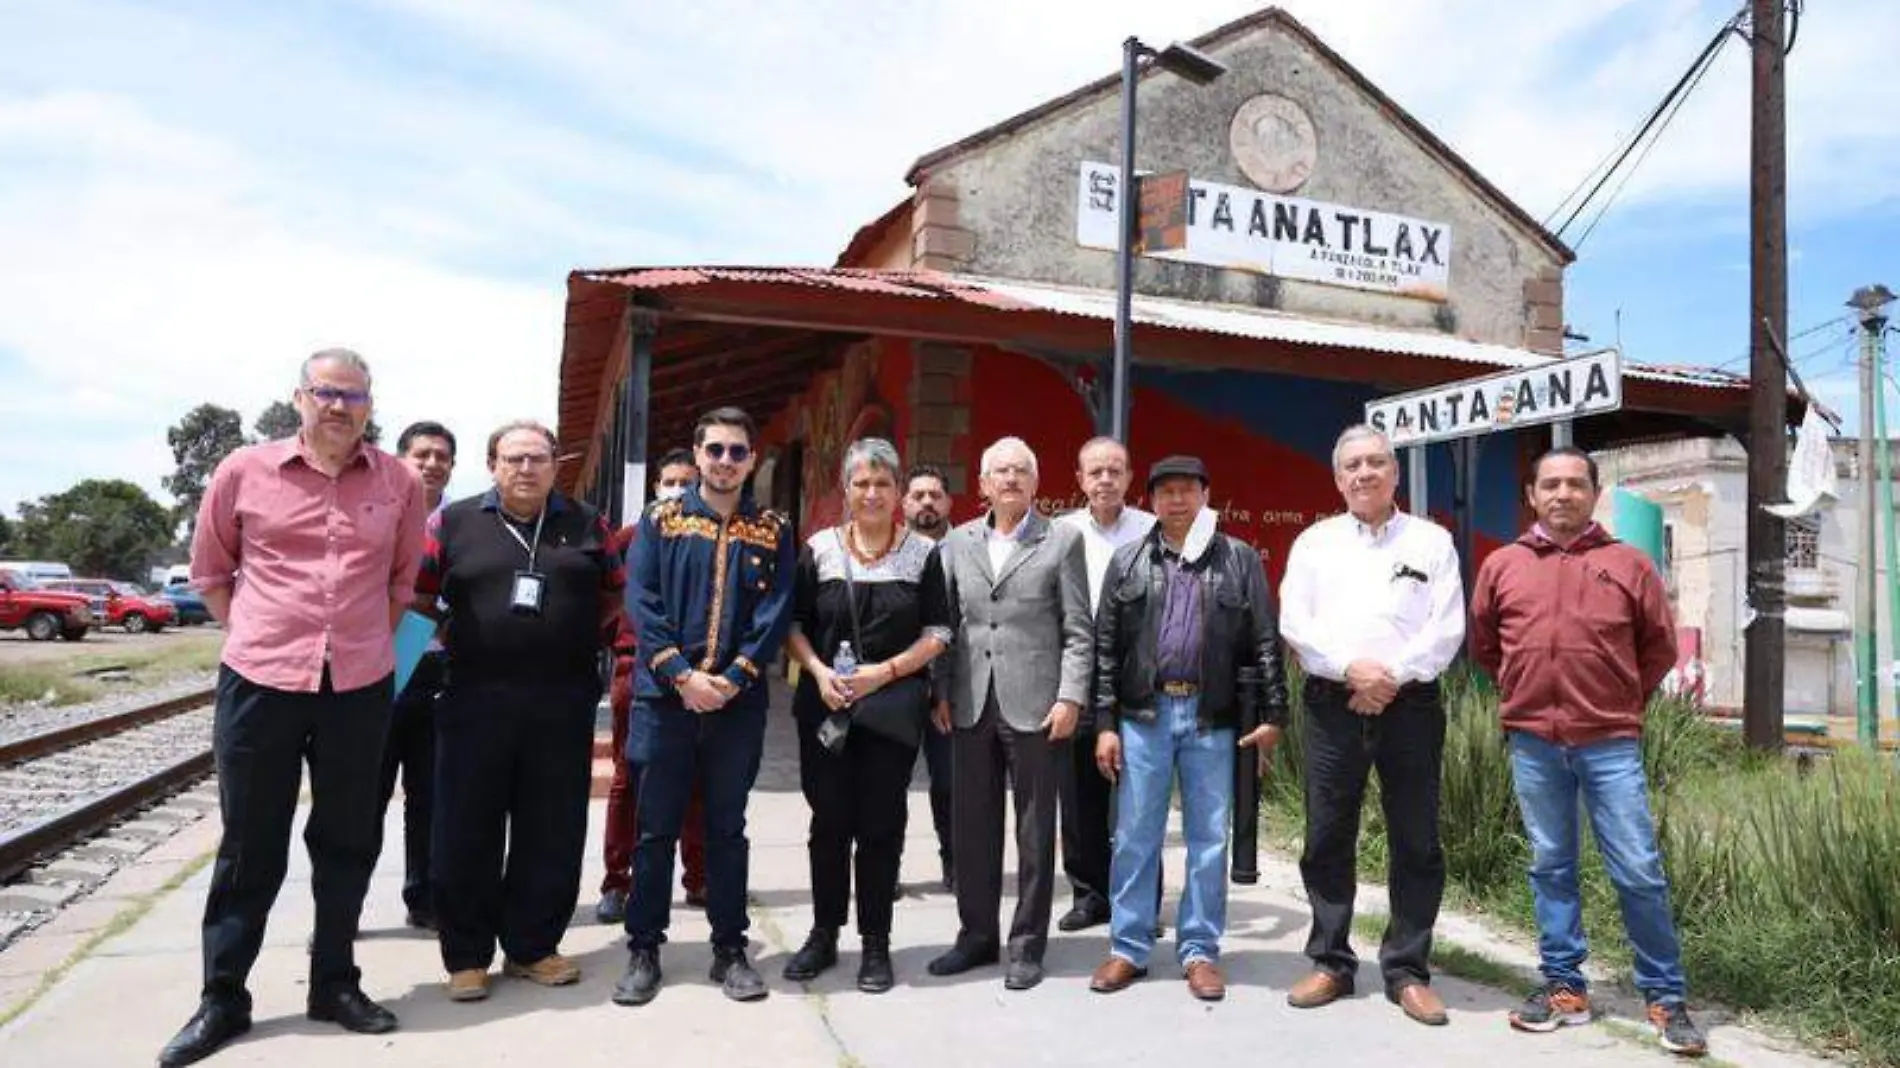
[1110,37,1226,444]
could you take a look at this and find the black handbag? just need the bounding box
[834,530,929,750]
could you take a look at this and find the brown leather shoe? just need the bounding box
[1184,961,1226,1002]
[1089,956,1147,993]
[1395,983,1449,1026]
[1287,969,1350,1009]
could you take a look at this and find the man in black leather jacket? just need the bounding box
[1085,455,1288,1001]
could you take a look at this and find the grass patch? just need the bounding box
[1262,666,1900,1065]
[1348,914,1533,992]
[0,664,101,706]
[0,847,215,1028]
[0,632,221,708]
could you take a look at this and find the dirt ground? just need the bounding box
[0,626,223,668]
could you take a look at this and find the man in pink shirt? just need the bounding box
[160,349,427,1068]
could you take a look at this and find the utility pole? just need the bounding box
[1742,0,1788,751]
[1853,284,1897,748]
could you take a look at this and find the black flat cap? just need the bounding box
[1146,455,1209,492]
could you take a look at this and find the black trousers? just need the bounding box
[374,652,443,914]
[202,665,392,1008]
[432,677,596,972]
[1058,729,1112,912]
[796,711,917,938]
[951,689,1060,963]
[919,723,954,874]
[1299,677,1446,992]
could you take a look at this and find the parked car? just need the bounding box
[154,584,213,626]
[44,578,176,633]
[0,569,92,641]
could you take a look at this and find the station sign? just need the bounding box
[1364,348,1624,448]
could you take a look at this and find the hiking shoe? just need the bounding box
[503,953,581,986]
[612,948,662,1006]
[1509,983,1592,1033]
[1647,1000,1709,1057]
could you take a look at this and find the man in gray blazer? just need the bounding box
[925,436,1093,991]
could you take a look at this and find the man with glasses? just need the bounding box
[614,407,797,1007]
[926,437,1093,991]
[416,420,624,1002]
[163,349,426,1066]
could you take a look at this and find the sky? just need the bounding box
[1,0,1895,514]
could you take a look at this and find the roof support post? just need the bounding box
[618,309,657,526]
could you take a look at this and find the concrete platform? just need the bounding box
[0,698,1831,1068]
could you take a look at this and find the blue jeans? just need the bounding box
[1109,694,1234,968]
[1508,731,1687,1004]
[625,694,766,952]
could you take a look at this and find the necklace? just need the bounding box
[845,522,901,566]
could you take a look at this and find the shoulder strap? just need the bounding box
[835,528,867,656]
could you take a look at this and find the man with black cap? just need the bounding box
[1086,455,1288,1002]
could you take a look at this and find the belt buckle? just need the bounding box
[1162,680,1198,697]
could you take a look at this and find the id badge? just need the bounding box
[510,570,546,615]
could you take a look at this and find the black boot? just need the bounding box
[782,927,839,982]
[857,935,894,994]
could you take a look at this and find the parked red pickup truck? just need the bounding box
[0,569,93,641]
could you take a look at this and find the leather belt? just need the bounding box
[1160,680,1200,697]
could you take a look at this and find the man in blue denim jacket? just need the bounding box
[612,406,797,1008]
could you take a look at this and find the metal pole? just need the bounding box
[1743,0,1788,751]
[619,311,655,527]
[1551,420,1574,448]
[1408,446,1429,517]
[1110,37,1140,445]
[1863,299,1895,746]
[1858,309,1879,747]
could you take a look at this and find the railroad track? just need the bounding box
[0,688,217,885]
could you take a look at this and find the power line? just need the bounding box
[1710,315,1853,372]
[1550,5,1748,242]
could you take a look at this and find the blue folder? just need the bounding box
[393,610,437,694]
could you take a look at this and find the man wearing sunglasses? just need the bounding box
[164,349,427,1066]
[615,407,797,1007]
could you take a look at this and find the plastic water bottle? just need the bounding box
[832,641,858,684]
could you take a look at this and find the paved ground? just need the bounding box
[0,690,1834,1068]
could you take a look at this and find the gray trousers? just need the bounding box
[952,687,1060,963]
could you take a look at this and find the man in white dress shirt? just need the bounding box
[1052,437,1155,931]
[1279,424,1465,1027]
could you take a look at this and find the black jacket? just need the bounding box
[1091,526,1289,733]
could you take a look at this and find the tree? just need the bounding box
[13,480,175,579]
[164,403,247,532]
[0,512,13,556]
[253,400,300,440]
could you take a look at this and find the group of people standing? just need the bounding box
[156,346,1709,1066]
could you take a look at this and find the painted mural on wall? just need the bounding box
[789,339,912,535]
[958,350,1519,588]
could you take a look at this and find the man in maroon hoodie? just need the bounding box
[1469,447,1706,1058]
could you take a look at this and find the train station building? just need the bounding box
[554,5,1789,586]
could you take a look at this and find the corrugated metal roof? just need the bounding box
[573,265,1745,393]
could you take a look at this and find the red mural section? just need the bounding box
[958,349,1345,587]
[758,337,915,536]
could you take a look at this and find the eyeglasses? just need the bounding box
[303,386,371,408]
[702,442,751,463]
[497,453,553,469]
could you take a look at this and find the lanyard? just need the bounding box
[497,506,547,570]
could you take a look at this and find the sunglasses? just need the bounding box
[304,386,371,408]
[702,442,751,463]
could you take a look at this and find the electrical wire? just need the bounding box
[1551,5,1747,241]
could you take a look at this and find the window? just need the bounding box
[1786,516,1820,571]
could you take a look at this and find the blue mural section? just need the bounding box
[1135,363,1524,548]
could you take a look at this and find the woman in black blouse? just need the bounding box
[783,438,952,992]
